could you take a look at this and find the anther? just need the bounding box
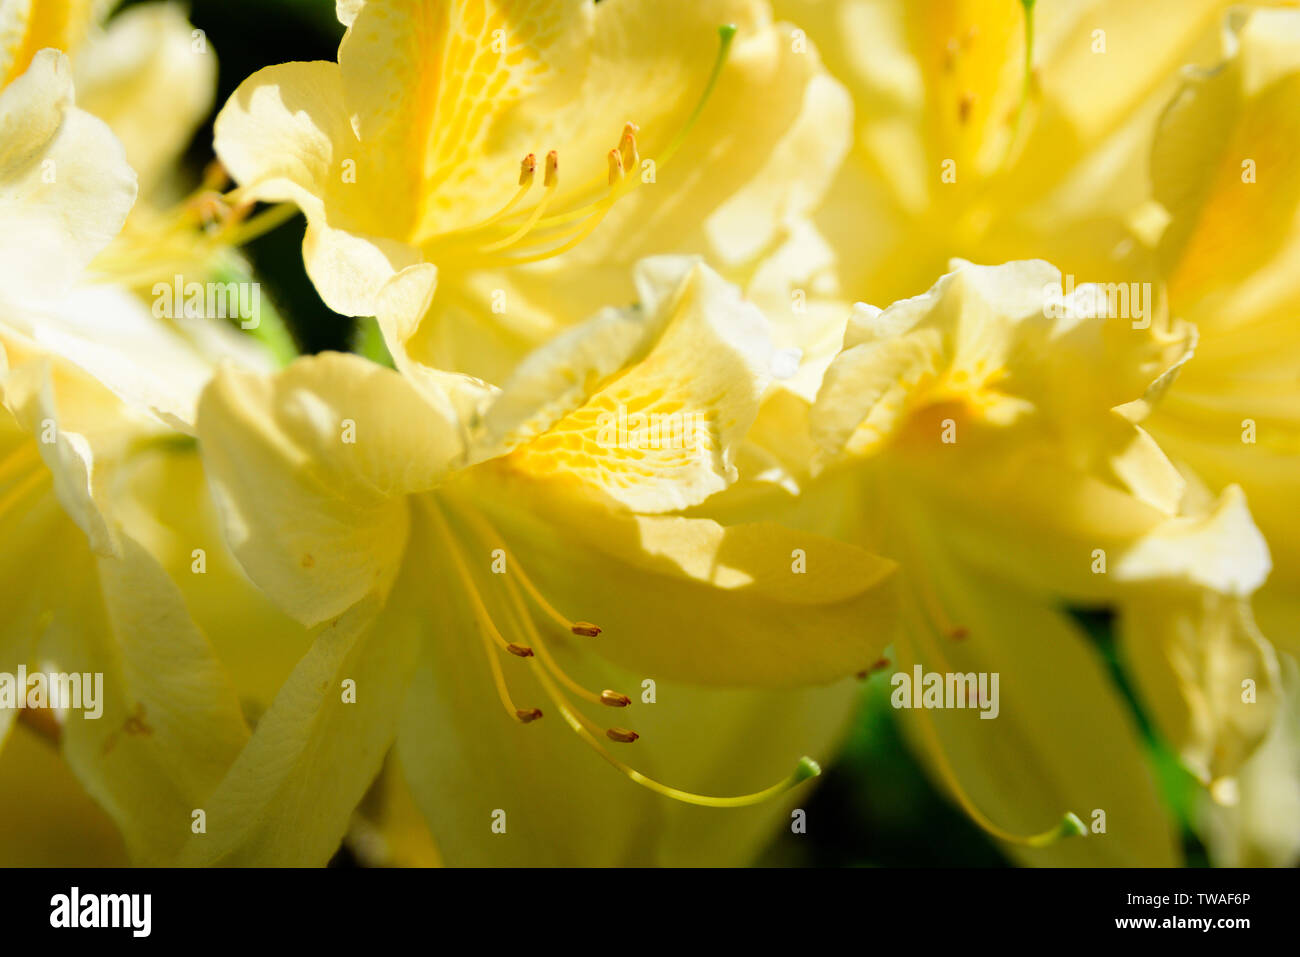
[606,727,640,743]
[515,708,544,723]
[958,92,976,125]
[519,153,536,186]
[571,622,601,637]
[506,642,535,657]
[544,150,559,188]
[949,627,970,641]
[201,158,230,191]
[607,148,624,186]
[856,657,891,680]
[600,690,631,708]
[618,121,639,171]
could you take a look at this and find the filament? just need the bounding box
[426,500,542,723]
[430,493,822,808]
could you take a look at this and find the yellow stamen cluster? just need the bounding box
[424,494,818,809]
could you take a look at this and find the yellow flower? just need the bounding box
[71,2,217,201]
[212,0,853,383]
[190,258,897,865]
[0,48,135,300]
[741,259,1274,864]
[3,2,241,287]
[1200,654,1300,866]
[0,49,306,864]
[0,331,253,865]
[1141,6,1300,652]
[0,0,101,87]
[769,0,1274,308]
[0,724,128,866]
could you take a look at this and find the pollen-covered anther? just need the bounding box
[543,150,559,188]
[519,152,537,186]
[606,727,640,743]
[958,91,976,125]
[856,656,891,679]
[201,158,230,191]
[571,621,601,637]
[515,707,544,723]
[600,690,631,708]
[506,642,535,657]
[607,148,624,186]
[188,191,233,228]
[618,121,640,171]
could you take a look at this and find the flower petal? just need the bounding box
[894,559,1180,866]
[490,259,774,513]
[1121,593,1280,786]
[72,2,217,195]
[196,352,464,625]
[457,468,899,688]
[177,584,424,866]
[0,48,136,302]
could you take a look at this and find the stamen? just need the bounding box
[997,0,1038,170]
[201,158,231,192]
[497,561,626,710]
[464,155,536,231]
[506,643,535,658]
[432,495,823,810]
[427,501,543,723]
[477,170,558,254]
[910,690,1085,847]
[528,651,823,808]
[618,122,640,172]
[901,580,1084,849]
[957,91,976,125]
[456,499,601,639]
[913,571,970,642]
[216,201,299,247]
[490,206,616,267]
[17,706,62,748]
[422,27,732,271]
[856,657,891,679]
[659,24,738,168]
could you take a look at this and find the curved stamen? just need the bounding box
[456,499,600,639]
[428,500,542,723]
[659,24,738,169]
[429,494,824,808]
[478,152,560,253]
[493,540,625,710]
[902,592,1084,848]
[534,654,822,808]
